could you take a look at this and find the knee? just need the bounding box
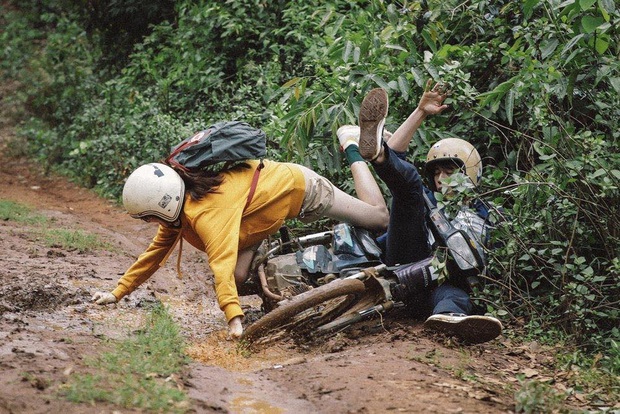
[374,206,389,231]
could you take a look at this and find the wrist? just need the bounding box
[413,106,428,117]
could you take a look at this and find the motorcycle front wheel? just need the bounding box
[241,278,366,345]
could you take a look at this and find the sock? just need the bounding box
[344,145,364,165]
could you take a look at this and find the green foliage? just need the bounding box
[24,13,101,128]
[0,200,39,223]
[514,378,567,413]
[2,0,619,373]
[62,304,190,412]
[553,342,620,405]
[0,7,43,78]
[80,0,177,69]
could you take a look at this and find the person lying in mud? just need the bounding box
[337,81,503,343]
[92,135,388,339]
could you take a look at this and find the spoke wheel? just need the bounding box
[315,278,387,335]
[242,278,365,345]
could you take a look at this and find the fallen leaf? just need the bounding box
[574,393,587,403]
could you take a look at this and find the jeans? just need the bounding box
[430,284,472,315]
[373,145,431,266]
[373,144,472,316]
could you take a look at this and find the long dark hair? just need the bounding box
[164,161,250,201]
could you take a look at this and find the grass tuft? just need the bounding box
[1,198,111,252]
[61,304,191,413]
[0,199,45,223]
[42,228,111,252]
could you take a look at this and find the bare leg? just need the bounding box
[328,160,388,231]
[350,161,387,209]
[296,164,388,231]
[234,246,257,285]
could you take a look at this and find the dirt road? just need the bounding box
[0,84,590,414]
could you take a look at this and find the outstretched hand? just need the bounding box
[418,79,450,116]
[91,291,117,305]
[228,315,244,339]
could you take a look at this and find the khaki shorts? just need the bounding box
[297,168,335,224]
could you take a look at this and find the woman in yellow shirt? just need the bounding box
[92,152,388,338]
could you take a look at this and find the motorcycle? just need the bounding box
[239,198,486,345]
[236,222,385,344]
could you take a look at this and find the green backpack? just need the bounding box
[166,121,267,209]
[166,121,266,171]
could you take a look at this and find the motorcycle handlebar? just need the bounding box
[343,264,388,280]
[264,230,334,257]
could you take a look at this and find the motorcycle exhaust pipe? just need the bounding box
[257,264,285,301]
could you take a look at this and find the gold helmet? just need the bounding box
[425,138,482,191]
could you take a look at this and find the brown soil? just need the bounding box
[0,81,609,414]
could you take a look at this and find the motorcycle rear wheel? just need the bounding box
[241,278,365,345]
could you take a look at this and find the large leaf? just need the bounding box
[561,33,585,55]
[540,38,559,60]
[598,0,616,14]
[581,15,605,33]
[421,29,437,53]
[523,0,540,19]
[579,0,597,9]
[595,38,609,54]
[397,75,410,101]
[476,76,518,109]
[343,40,353,63]
[367,74,390,90]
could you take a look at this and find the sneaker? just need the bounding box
[424,313,503,344]
[337,125,361,151]
[383,129,393,143]
[359,88,388,160]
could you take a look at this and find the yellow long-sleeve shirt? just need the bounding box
[111,160,306,321]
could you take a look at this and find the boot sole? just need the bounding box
[424,315,503,344]
[359,88,388,160]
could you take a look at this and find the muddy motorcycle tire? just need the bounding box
[241,278,366,345]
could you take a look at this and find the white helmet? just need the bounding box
[425,138,482,191]
[122,163,185,222]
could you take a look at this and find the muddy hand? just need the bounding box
[228,315,243,339]
[418,79,449,116]
[91,291,117,305]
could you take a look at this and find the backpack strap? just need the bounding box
[245,160,264,210]
[166,140,195,172]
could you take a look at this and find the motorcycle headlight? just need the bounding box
[445,231,479,271]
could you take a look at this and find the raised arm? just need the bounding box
[387,79,449,153]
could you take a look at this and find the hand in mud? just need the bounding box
[228,316,243,339]
[417,79,450,116]
[91,291,117,305]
